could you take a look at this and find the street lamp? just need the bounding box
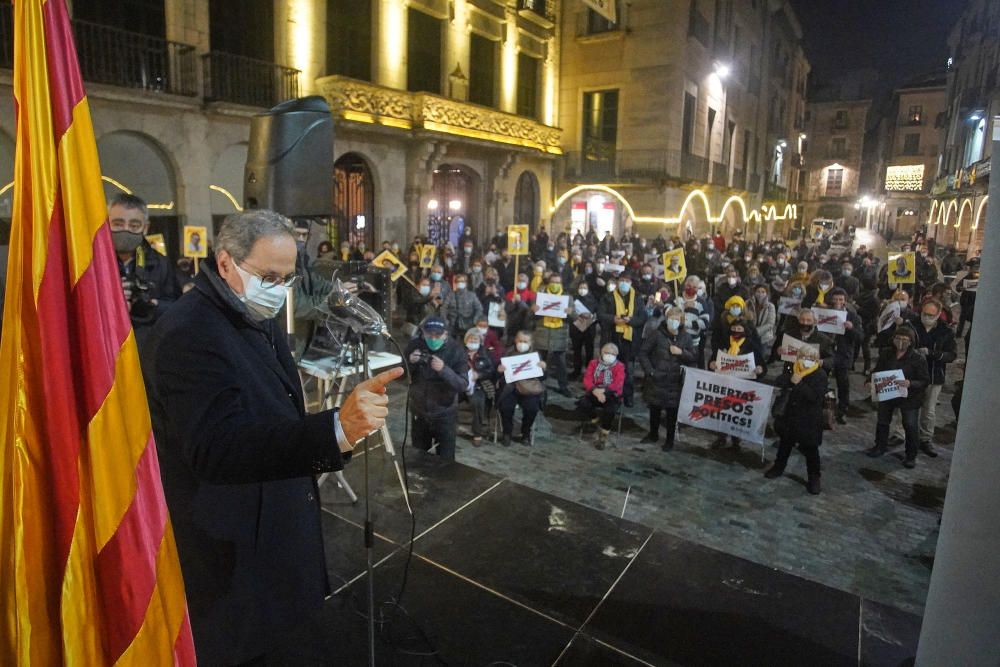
[713,61,731,79]
[427,199,439,210]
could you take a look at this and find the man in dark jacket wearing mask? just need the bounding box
[143,209,403,663]
[109,193,180,347]
[405,314,470,461]
[866,326,930,468]
[914,299,957,456]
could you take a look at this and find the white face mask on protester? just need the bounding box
[234,264,288,320]
[800,359,817,369]
[516,342,531,353]
[467,342,481,351]
[602,353,617,365]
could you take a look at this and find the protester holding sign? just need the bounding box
[766,346,828,494]
[504,272,535,342]
[708,320,765,449]
[638,308,696,451]
[874,289,919,350]
[532,276,574,396]
[825,288,863,424]
[780,308,834,372]
[496,331,547,447]
[866,327,930,468]
[579,343,627,450]
[569,280,599,379]
[802,270,834,308]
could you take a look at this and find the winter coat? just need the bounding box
[871,347,930,409]
[915,322,957,385]
[583,359,626,397]
[775,367,829,441]
[674,295,711,346]
[443,287,484,335]
[752,299,777,348]
[638,326,696,408]
[830,309,863,369]
[404,337,470,418]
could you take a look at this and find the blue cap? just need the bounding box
[422,315,446,334]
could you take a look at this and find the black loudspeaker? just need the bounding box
[244,96,334,217]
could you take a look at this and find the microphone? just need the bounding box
[322,278,387,336]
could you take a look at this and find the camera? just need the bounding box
[121,267,156,325]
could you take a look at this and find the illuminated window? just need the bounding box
[885,165,925,192]
[825,168,843,197]
[907,105,923,125]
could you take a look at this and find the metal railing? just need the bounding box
[202,51,300,107]
[73,19,197,96]
[0,2,11,70]
[1,5,198,97]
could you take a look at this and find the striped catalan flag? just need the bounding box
[0,1,196,664]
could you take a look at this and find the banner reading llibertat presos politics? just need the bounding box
[677,368,775,445]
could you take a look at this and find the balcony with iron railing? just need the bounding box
[681,153,709,182]
[0,3,197,96]
[202,51,300,108]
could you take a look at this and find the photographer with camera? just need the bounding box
[405,315,470,461]
[110,193,180,347]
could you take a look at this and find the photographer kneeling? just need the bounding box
[405,315,470,461]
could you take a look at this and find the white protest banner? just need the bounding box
[501,352,543,384]
[604,263,626,274]
[488,301,507,328]
[714,351,757,379]
[535,293,570,318]
[812,307,847,335]
[871,369,908,402]
[877,301,901,333]
[963,278,979,292]
[574,298,591,316]
[778,297,802,316]
[778,334,818,363]
[677,368,774,445]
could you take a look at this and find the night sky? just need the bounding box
[789,0,965,96]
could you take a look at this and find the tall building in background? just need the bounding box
[556,0,809,241]
[873,72,947,241]
[0,0,563,256]
[799,70,874,232]
[927,0,998,256]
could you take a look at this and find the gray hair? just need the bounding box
[108,192,148,219]
[216,209,294,263]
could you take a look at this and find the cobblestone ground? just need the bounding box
[380,343,963,617]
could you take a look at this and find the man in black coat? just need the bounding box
[144,210,402,664]
[825,288,863,423]
[866,326,930,467]
[109,193,180,348]
[914,299,957,456]
[405,314,470,461]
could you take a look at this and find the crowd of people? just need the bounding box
[367,225,977,496]
[86,191,977,498]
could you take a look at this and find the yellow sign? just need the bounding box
[662,248,687,283]
[508,224,529,256]
[372,250,409,282]
[182,225,207,258]
[418,244,437,268]
[888,252,916,286]
[145,233,166,256]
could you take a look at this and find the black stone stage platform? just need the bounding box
[268,447,921,666]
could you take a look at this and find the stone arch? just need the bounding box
[678,190,712,238]
[210,142,249,224]
[551,185,636,238]
[334,152,378,249]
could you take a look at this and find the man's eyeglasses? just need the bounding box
[110,220,145,233]
[240,261,301,289]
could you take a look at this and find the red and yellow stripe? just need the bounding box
[0,1,195,663]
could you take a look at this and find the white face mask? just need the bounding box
[516,342,530,353]
[477,327,489,336]
[602,353,617,365]
[578,287,589,296]
[234,264,288,321]
[819,283,832,291]
[800,359,817,369]
[467,342,481,351]
[456,282,467,291]
[419,285,431,296]
[728,277,738,286]
[608,283,617,292]
[667,318,681,331]
[619,283,632,295]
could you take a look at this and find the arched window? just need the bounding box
[514,171,539,231]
